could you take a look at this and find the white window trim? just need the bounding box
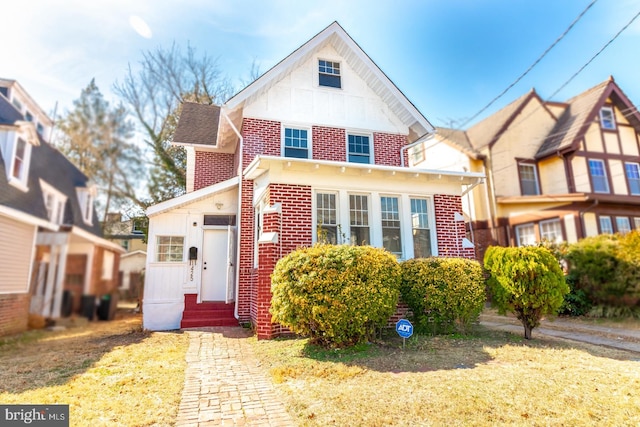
[408,195,437,258]
[518,162,540,195]
[346,132,374,165]
[317,58,342,89]
[380,194,404,258]
[40,179,67,225]
[624,162,640,195]
[615,216,631,234]
[588,159,610,193]
[281,124,312,159]
[155,235,185,263]
[253,197,267,268]
[599,106,616,130]
[4,136,32,192]
[76,186,96,225]
[539,218,563,243]
[599,215,613,234]
[515,223,536,246]
[314,190,340,244]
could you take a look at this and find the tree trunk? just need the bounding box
[523,322,533,340]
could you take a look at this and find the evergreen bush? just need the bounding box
[270,244,401,348]
[400,257,485,335]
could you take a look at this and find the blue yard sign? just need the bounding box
[395,319,413,339]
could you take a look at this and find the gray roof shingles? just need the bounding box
[173,102,221,146]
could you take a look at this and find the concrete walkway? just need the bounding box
[175,327,295,427]
[480,313,640,354]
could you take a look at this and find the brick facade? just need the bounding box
[0,293,30,336]
[434,194,476,259]
[194,152,235,190]
[373,132,407,166]
[312,126,346,162]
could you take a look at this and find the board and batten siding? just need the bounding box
[0,215,36,293]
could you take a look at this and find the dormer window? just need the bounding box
[12,138,27,180]
[319,60,341,88]
[599,106,615,130]
[41,180,67,225]
[2,136,32,191]
[77,186,96,225]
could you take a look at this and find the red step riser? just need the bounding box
[182,312,235,320]
[180,318,239,328]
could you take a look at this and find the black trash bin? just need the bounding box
[97,294,112,321]
[81,295,96,320]
[61,290,73,317]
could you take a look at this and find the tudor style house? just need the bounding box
[143,22,484,338]
[0,78,124,335]
[411,77,640,260]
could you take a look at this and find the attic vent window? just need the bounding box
[600,106,615,130]
[319,60,341,88]
[203,215,236,226]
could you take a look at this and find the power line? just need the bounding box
[458,0,598,129]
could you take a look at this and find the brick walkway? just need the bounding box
[175,327,295,426]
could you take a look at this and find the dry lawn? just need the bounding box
[0,313,188,427]
[250,327,640,426]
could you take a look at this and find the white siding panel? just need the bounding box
[0,215,36,293]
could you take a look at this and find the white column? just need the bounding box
[51,243,69,318]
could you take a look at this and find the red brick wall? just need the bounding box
[0,293,30,336]
[242,118,281,165]
[237,179,255,323]
[312,126,346,162]
[434,194,475,259]
[373,132,408,167]
[194,152,235,190]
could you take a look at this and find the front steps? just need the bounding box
[180,294,238,328]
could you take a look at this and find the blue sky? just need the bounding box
[3,0,640,129]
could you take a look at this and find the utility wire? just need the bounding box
[458,0,598,129]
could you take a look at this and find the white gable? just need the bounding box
[244,43,408,134]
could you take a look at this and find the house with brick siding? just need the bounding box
[0,78,124,336]
[143,22,484,338]
[411,77,640,261]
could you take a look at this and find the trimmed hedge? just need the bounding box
[484,245,568,339]
[270,244,401,348]
[400,257,485,335]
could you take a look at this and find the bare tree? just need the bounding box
[114,43,234,203]
[57,80,143,222]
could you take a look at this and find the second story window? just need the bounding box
[283,127,309,158]
[518,163,540,195]
[588,159,609,193]
[41,181,67,225]
[625,162,640,195]
[318,60,341,88]
[599,107,615,130]
[12,138,27,180]
[348,134,371,164]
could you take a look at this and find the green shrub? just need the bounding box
[400,257,485,335]
[484,246,568,339]
[564,232,640,314]
[270,244,401,348]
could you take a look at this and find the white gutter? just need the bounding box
[0,205,57,230]
[221,109,244,320]
[400,133,435,167]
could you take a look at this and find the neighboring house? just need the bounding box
[0,78,124,335]
[104,213,147,300]
[412,77,640,260]
[143,22,484,338]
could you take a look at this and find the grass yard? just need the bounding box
[0,313,188,427]
[250,326,640,426]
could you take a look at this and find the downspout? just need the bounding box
[221,109,243,320]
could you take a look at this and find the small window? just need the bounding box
[12,98,22,111]
[616,217,631,234]
[25,111,33,122]
[411,144,425,165]
[410,198,432,258]
[156,236,184,262]
[36,123,45,136]
[132,218,148,234]
[381,196,402,257]
[318,60,341,88]
[41,181,67,225]
[348,134,371,164]
[317,192,338,244]
[625,162,640,195]
[540,219,562,243]
[518,163,540,195]
[516,224,536,246]
[634,217,640,230]
[203,215,236,226]
[283,127,309,159]
[599,216,613,234]
[121,240,130,251]
[588,159,609,193]
[12,138,27,180]
[349,194,370,245]
[599,106,615,130]
[102,251,115,280]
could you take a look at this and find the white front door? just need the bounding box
[201,229,229,301]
